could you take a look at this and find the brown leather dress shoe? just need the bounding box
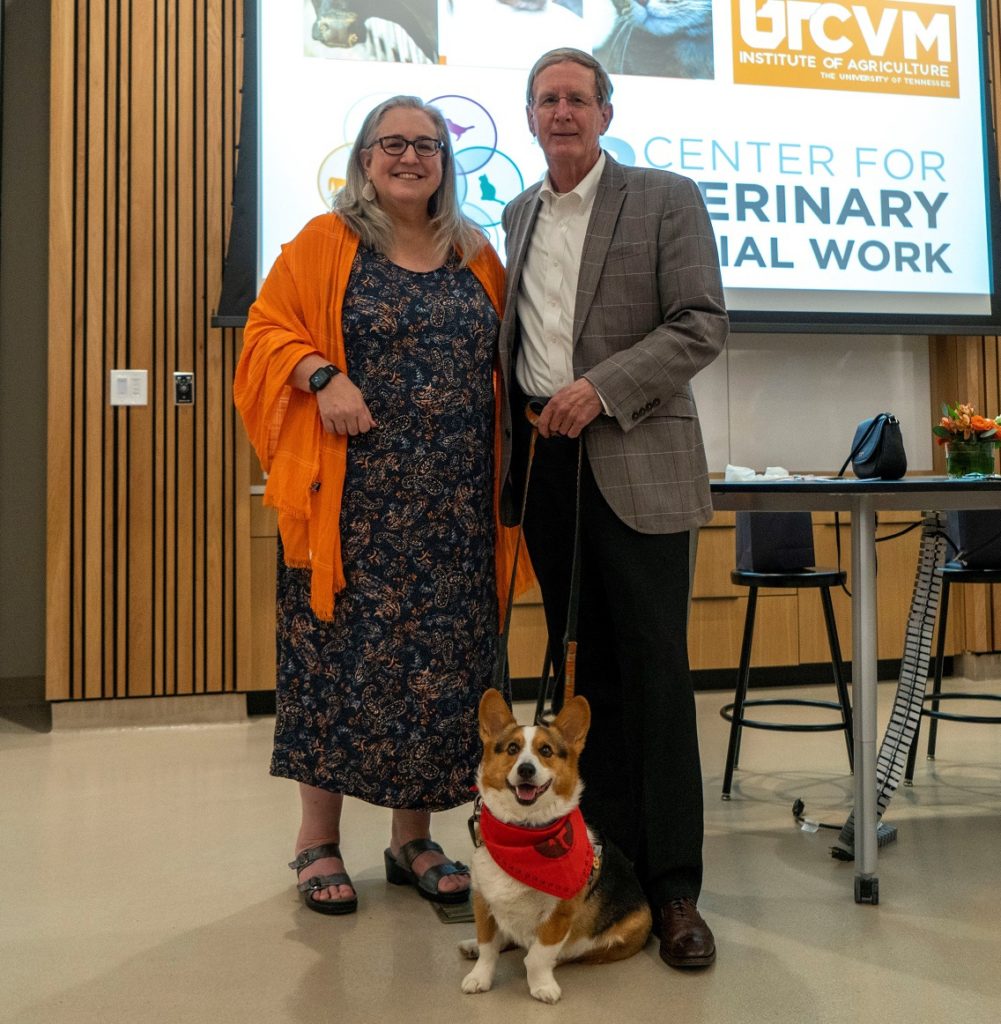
[657,898,716,968]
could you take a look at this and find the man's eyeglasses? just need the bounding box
[367,135,444,157]
[533,93,599,110]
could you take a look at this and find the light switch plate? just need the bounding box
[173,371,194,405]
[110,369,148,406]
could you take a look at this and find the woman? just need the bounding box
[234,96,528,915]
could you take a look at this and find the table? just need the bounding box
[711,476,1001,903]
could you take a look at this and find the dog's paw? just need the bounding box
[457,939,479,960]
[461,968,492,994]
[530,979,562,1004]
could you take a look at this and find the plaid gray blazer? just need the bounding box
[498,156,729,534]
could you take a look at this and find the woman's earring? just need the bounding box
[361,180,376,202]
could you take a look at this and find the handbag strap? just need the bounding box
[836,414,885,479]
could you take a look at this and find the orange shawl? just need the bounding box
[234,212,532,622]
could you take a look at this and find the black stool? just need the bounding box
[904,563,1001,783]
[721,568,854,799]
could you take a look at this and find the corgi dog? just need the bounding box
[460,689,651,1004]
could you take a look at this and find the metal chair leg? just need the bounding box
[926,580,951,761]
[820,586,853,773]
[722,587,758,798]
[904,700,922,784]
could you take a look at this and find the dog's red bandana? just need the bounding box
[478,804,594,900]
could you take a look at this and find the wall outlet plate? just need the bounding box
[173,372,194,405]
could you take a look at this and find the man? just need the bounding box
[498,48,728,968]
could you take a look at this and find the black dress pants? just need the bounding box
[513,403,704,904]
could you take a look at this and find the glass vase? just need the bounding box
[945,439,997,477]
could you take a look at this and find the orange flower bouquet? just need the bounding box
[933,402,1000,476]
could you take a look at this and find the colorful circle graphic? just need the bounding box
[428,95,498,174]
[317,144,353,208]
[454,147,524,229]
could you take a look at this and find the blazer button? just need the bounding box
[631,411,639,421]
[653,397,661,407]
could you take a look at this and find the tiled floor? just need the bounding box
[2,679,999,1024]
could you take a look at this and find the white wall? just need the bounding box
[693,334,931,476]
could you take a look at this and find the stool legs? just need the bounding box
[820,586,854,772]
[722,584,854,799]
[722,586,758,799]
[926,581,951,760]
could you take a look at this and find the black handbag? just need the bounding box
[838,413,907,480]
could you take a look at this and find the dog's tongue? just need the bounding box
[516,784,541,801]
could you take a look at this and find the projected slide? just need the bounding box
[261,1,998,329]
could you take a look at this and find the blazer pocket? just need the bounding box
[604,240,653,266]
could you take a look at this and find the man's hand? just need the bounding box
[536,378,602,439]
[316,375,376,435]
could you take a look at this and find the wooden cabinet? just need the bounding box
[243,504,961,690]
[690,509,959,673]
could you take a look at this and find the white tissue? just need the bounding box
[724,464,791,481]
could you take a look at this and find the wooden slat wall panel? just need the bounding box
[45,1,76,701]
[927,0,1001,655]
[47,0,244,699]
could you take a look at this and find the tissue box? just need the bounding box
[948,510,1001,569]
[736,511,815,573]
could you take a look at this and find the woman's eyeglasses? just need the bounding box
[368,135,444,157]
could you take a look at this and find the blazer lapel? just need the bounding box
[499,188,542,363]
[505,189,542,292]
[573,156,626,346]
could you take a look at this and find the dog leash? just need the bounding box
[494,403,584,724]
[492,408,539,703]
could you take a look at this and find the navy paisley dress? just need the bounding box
[270,247,499,811]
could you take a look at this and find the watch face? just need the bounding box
[309,365,336,391]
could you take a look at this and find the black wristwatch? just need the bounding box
[308,364,341,393]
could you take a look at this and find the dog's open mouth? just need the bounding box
[507,779,552,806]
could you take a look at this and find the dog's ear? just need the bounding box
[552,695,590,752]
[479,687,516,740]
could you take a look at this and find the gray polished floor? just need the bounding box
[2,679,1000,1024]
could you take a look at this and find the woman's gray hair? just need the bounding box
[332,95,486,267]
[525,48,614,107]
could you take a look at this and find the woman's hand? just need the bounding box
[316,375,377,436]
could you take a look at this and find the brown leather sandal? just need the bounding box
[289,842,358,916]
[383,838,470,904]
